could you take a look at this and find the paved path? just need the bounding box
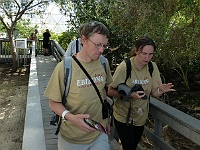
[36,55,120,150]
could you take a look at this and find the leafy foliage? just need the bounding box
[54,0,200,92]
[57,30,78,50]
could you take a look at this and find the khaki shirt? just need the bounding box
[110,57,161,126]
[44,57,113,144]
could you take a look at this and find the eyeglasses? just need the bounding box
[88,39,109,49]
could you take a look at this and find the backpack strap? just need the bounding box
[63,57,72,98]
[148,61,153,77]
[55,56,72,135]
[99,55,107,74]
[125,58,131,83]
[75,38,79,53]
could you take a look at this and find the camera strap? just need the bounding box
[72,55,104,105]
[126,101,132,126]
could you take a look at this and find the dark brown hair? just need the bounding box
[129,36,156,57]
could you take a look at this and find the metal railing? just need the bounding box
[146,97,200,149]
[50,40,65,62]
[0,38,32,64]
[0,38,65,64]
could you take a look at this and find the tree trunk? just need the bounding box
[12,51,18,72]
[7,30,18,72]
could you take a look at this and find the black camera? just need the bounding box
[131,84,147,100]
[118,84,147,101]
[102,99,111,119]
[50,113,59,126]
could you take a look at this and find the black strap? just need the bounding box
[148,61,153,77]
[126,101,132,126]
[72,55,103,105]
[125,58,131,83]
[76,38,79,53]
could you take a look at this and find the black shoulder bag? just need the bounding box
[72,55,111,119]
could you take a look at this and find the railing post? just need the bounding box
[153,118,162,150]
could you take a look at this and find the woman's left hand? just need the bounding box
[157,80,176,94]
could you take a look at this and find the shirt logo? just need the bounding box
[77,74,104,88]
[132,79,149,85]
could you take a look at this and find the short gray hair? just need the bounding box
[80,21,110,39]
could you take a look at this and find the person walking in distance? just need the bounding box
[43,29,51,56]
[44,21,113,150]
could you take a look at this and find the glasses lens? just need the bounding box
[88,39,109,50]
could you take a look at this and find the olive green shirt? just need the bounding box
[44,57,113,144]
[110,57,161,126]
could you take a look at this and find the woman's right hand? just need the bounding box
[66,113,96,132]
[130,91,146,100]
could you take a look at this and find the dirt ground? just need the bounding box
[0,63,200,150]
[0,63,29,150]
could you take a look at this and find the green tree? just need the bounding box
[15,19,38,38]
[55,0,200,91]
[57,30,78,50]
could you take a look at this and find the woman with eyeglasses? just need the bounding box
[108,37,175,150]
[44,21,113,150]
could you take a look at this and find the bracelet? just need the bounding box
[62,110,69,121]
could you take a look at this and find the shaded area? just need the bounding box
[0,63,29,150]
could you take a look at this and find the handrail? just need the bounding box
[0,38,65,63]
[145,97,200,149]
[51,40,65,62]
[0,38,32,63]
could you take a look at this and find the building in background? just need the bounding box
[24,2,69,34]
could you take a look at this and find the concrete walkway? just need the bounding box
[23,54,120,150]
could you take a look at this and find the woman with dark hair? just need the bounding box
[108,37,175,150]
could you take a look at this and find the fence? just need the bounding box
[0,38,32,64]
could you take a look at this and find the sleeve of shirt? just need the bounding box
[105,58,113,86]
[151,62,162,89]
[44,60,65,102]
[110,61,127,88]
